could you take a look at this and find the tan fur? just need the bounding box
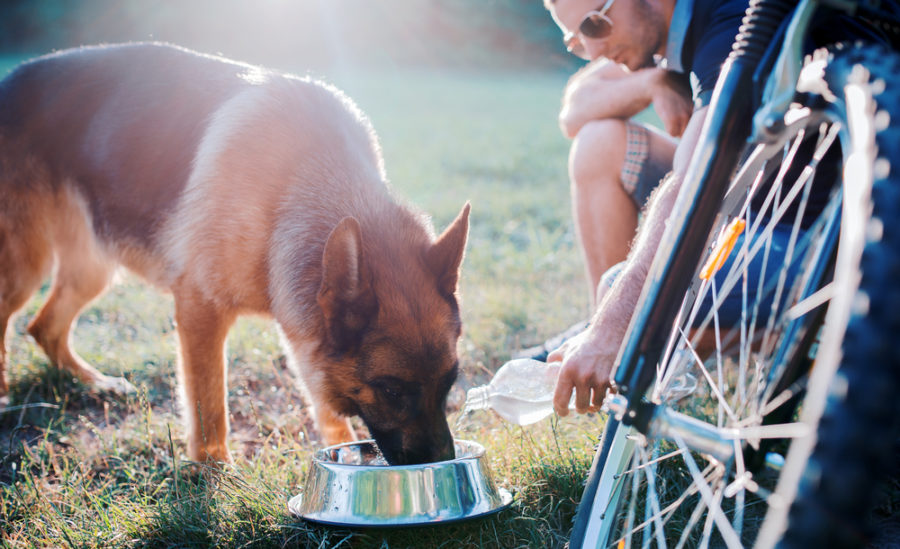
[0,45,468,465]
[0,156,133,393]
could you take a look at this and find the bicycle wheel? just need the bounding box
[577,43,900,548]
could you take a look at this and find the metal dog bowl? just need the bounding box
[288,439,512,527]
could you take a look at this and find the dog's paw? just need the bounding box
[0,394,9,411]
[189,443,233,466]
[94,375,137,396]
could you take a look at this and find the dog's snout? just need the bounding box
[392,438,454,466]
[369,414,455,465]
[434,437,456,462]
[406,418,455,464]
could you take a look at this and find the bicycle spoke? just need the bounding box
[613,463,719,547]
[675,464,722,549]
[637,446,668,549]
[678,328,738,423]
[657,289,697,399]
[725,422,811,440]
[732,439,747,540]
[673,433,743,549]
[710,280,726,428]
[758,123,839,360]
[698,485,725,549]
[733,376,808,428]
[674,493,709,549]
[618,448,687,477]
[623,452,640,549]
[757,378,806,418]
[756,193,842,412]
[692,124,838,376]
[677,124,840,419]
[785,281,834,321]
[738,205,752,411]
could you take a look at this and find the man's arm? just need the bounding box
[551,105,709,415]
[559,60,693,139]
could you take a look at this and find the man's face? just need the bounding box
[549,0,669,70]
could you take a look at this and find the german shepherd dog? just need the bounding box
[0,43,468,465]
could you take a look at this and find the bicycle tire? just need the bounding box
[758,42,900,549]
[568,417,620,548]
[571,42,900,549]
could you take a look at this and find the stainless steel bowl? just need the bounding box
[288,439,512,527]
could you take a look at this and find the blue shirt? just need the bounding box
[661,0,891,108]
[662,0,748,108]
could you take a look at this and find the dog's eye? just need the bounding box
[381,386,400,399]
[373,381,402,400]
[371,377,417,404]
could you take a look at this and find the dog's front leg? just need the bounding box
[314,399,357,446]
[281,337,358,445]
[172,286,237,464]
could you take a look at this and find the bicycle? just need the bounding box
[568,0,900,547]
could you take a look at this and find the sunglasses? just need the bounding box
[563,0,617,60]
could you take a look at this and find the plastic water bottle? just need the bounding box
[458,358,570,426]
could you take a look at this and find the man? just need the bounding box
[542,0,749,416]
[554,7,691,309]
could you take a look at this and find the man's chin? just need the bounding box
[632,55,658,71]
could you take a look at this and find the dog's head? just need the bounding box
[316,204,470,465]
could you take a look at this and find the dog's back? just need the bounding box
[0,44,400,298]
[0,44,246,245]
[1,43,387,269]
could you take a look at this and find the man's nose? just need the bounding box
[583,38,608,61]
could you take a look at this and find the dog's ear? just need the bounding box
[318,217,377,353]
[426,203,470,295]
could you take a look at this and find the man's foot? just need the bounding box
[512,320,590,362]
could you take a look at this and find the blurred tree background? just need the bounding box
[0,0,581,73]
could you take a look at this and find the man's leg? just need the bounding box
[516,120,676,361]
[569,120,677,307]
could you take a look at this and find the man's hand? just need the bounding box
[651,71,693,137]
[549,326,612,415]
[559,60,632,138]
[548,284,634,415]
[559,63,692,139]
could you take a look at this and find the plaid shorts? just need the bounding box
[620,122,673,208]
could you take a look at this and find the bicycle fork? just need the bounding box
[607,394,735,462]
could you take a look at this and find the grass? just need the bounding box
[0,65,622,547]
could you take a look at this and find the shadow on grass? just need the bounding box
[0,362,135,481]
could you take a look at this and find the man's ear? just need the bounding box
[425,203,470,295]
[317,217,377,352]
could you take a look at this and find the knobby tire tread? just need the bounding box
[777,43,900,549]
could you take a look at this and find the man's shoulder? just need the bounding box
[665,0,747,72]
[681,0,748,106]
[691,0,747,32]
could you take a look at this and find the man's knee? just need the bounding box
[569,119,628,189]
